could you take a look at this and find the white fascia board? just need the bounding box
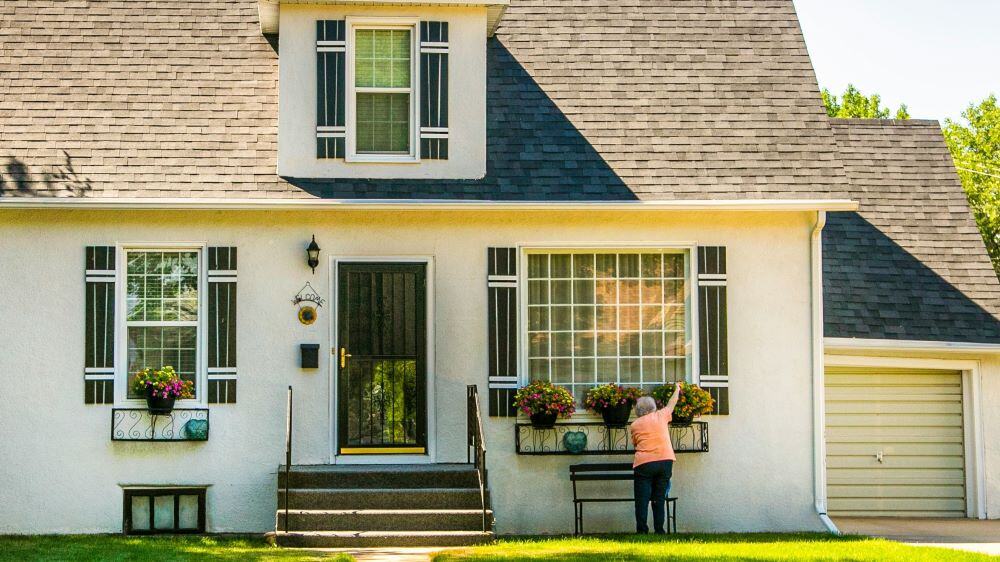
[259,0,509,36]
[825,337,1000,354]
[0,198,860,212]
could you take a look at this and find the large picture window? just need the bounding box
[526,251,690,401]
[124,250,200,400]
[349,22,415,159]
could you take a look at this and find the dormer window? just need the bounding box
[347,20,418,162]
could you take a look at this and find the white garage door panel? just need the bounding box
[825,367,966,518]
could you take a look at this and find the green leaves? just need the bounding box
[822,84,910,119]
[944,95,1000,276]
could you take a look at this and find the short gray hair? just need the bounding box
[635,396,657,417]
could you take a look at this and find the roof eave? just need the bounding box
[257,0,509,36]
[0,198,859,211]
[825,337,1000,354]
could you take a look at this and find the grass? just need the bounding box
[432,533,994,562]
[0,535,353,562]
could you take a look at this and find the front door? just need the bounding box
[336,262,427,455]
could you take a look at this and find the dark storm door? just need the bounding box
[337,263,427,455]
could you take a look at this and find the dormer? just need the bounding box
[264,0,507,180]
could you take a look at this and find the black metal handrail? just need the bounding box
[283,385,293,533]
[466,385,490,532]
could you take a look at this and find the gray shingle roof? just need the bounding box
[0,0,850,200]
[824,119,1000,343]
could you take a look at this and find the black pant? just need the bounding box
[634,459,673,534]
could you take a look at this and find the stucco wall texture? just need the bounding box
[1,208,825,533]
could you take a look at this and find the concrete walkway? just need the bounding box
[834,517,1000,556]
[296,547,441,561]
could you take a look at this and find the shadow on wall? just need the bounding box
[0,151,93,197]
[286,40,635,200]
[823,212,1000,343]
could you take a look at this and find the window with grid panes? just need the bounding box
[353,28,412,154]
[526,251,690,402]
[124,250,200,399]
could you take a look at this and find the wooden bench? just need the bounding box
[569,462,677,535]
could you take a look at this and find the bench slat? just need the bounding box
[571,474,634,481]
[569,463,633,472]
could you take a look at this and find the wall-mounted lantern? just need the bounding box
[306,235,321,274]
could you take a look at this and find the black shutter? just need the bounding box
[487,247,518,416]
[316,20,346,159]
[419,21,449,159]
[698,246,729,415]
[207,247,237,404]
[85,246,116,404]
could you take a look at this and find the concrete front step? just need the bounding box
[278,487,490,510]
[277,508,494,532]
[270,530,494,548]
[278,464,481,490]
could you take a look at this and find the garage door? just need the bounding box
[825,367,966,517]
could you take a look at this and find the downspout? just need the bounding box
[810,210,839,534]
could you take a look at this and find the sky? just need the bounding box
[793,0,1000,122]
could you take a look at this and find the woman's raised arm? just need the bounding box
[664,382,682,414]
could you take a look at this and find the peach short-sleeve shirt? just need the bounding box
[630,407,676,467]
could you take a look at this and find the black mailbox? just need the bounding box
[300,344,320,369]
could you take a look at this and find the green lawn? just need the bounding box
[0,535,352,562]
[433,534,994,562]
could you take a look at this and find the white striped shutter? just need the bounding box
[419,21,449,159]
[487,247,517,416]
[697,246,729,414]
[207,247,237,404]
[316,20,346,159]
[84,246,116,404]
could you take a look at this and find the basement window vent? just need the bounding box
[123,488,206,535]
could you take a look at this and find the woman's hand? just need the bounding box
[665,382,682,413]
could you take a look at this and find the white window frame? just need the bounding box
[345,16,421,163]
[114,243,208,407]
[518,244,699,399]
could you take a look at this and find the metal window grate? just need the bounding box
[123,488,206,535]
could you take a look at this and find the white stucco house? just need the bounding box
[1,0,999,547]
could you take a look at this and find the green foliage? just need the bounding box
[434,534,990,562]
[651,382,714,421]
[0,535,354,561]
[514,380,576,417]
[944,95,1000,275]
[583,383,643,413]
[822,84,910,119]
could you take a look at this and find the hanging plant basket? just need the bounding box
[529,411,558,429]
[670,412,695,426]
[146,394,176,415]
[601,403,632,427]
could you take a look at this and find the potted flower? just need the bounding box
[652,381,714,425]
[131,366,193,415]
[584,384,643,427]
[514,380,576,429]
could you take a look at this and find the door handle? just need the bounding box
[339,347,352,368]
[876,450,884,464]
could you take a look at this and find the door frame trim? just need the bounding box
[823,354,986,519]
[328,255,436,465]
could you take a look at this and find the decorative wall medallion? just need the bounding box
[293,282,326,325]
[298,306,317,325]
[563,430,588,453]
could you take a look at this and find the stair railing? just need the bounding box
[467,385,490,532]
[283,385,293,533]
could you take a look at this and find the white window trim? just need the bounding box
[517,244,700,409]
[114,243,209,407]
[344,16,421,163]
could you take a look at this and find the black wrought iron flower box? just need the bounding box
[515,421,708,455]
[111,408,210,442]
